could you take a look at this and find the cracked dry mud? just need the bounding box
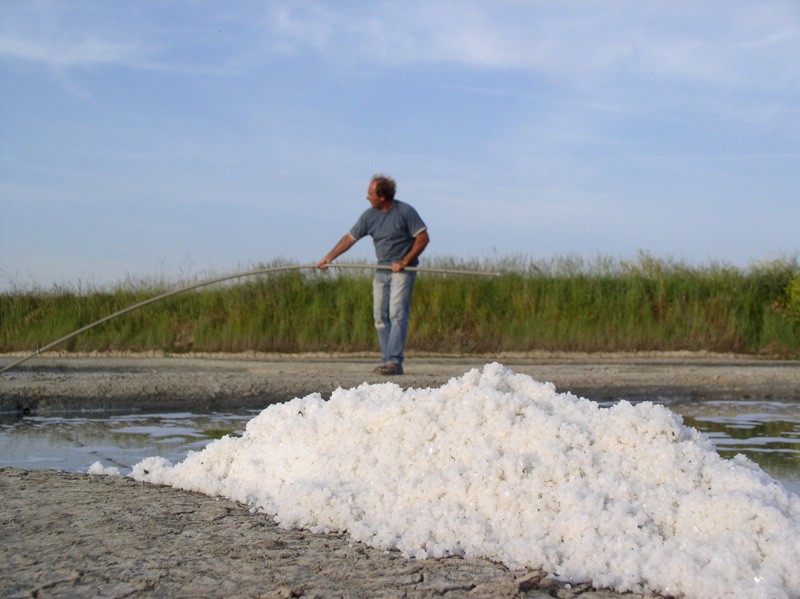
[1,468,642,599]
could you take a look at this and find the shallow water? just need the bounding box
[1,398,798,495]
[0,411,257,473]
[670,399,800,495]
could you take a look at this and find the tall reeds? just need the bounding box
[2,254,799,357]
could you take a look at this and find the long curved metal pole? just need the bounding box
[0,263,500,374]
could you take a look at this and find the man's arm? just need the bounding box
[393,230,430,272]
[317,233,357,269]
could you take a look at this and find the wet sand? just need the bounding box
[2,352,799,598]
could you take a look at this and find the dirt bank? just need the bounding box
[2,351,799,415]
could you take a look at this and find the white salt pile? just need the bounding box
[95,363,800,598]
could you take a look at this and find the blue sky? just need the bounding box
[1,1,799,290]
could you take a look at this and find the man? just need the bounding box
[318,175,429,375]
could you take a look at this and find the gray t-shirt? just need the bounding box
[350,200,427,265]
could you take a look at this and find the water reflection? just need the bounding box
[671,400,800,495]
[1,399,798,495]
[0,412,256,472]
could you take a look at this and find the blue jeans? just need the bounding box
[372,269,417,365]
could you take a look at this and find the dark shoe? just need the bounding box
[373,364,386,373]
[380,363,403,375]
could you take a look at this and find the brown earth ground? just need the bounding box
[2,350,799,414]
[2,352,799,598]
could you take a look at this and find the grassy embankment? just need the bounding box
[2,255,800,357]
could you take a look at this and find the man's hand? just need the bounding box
[319,233,357,270]
[391,261,406,273]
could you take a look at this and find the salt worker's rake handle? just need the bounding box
[0,263,500,374]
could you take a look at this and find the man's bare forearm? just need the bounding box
[318,233,357,269]
[393,230,430,272]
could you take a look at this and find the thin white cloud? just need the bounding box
[0,2,259,75]
[1,35,148,70]
[270,3,335,53]
[3,1,798,92]
[0,1,152,68]
[265,0,800,91]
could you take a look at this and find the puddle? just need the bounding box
[670,399,800,494]
[0,411,257,472]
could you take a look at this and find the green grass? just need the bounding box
[2,254,799,357]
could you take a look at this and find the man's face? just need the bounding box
[366,181,383,209]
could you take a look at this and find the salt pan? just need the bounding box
[115,363,799,598]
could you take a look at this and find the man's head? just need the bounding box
[370,174,396,202]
